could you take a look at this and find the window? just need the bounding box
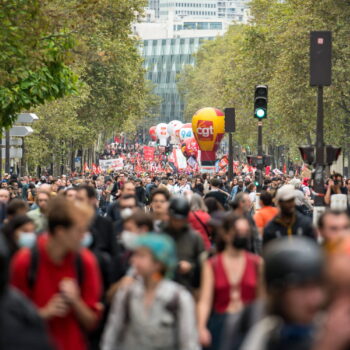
[210,22,222,29]
[184,22,196,29]
[197,22,209,29]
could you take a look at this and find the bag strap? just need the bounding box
[166,290,180,349]
[28,245,39,290]
[192,212,210,237]
[28,245,84,290]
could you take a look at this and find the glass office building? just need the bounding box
[141,37,214,122]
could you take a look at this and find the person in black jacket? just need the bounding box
[163,197,205,291]
[263,185,316,246]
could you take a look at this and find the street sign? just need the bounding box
[16,113,39,124]
[3,126,33,137]
[0,138,23,146]
[1,148,22,159]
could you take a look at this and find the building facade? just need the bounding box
[136,17,229,122]
[141,1,249,122]
[142,36,214,122]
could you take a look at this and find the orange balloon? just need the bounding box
[192,107,224,163]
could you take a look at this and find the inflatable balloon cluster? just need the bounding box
[192,107,225,165]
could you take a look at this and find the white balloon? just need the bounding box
[179,123,194,142]
[167,120,182,137]
[156,123,169,146]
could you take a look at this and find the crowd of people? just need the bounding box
[1,168,350,350]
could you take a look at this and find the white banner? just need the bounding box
[99,158,124,171]
[174,149,187,169]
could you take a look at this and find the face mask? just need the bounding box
[232,235,249,250]
[121,231,138,250]
[18,232,36,248]
[81,232,93,248]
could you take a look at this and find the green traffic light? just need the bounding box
[255,108,266,118]
[254,181,259,186]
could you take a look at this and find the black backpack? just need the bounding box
[27,245,84,290]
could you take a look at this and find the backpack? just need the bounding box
[27,244,84,290]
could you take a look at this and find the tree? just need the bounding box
[179,0,350,158]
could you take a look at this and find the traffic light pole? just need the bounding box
[258,121,263,158]
[257,121,263,191]
[228,132,233,181]
[314,85,325,206]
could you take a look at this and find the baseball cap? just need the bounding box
[276,184,298,202]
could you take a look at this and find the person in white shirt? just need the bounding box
[174,176,191,195]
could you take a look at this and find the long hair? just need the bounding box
[190,193,208,212]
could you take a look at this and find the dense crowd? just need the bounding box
[1,168,350,350]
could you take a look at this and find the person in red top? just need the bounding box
[11,196,102,350]
[197,214,263,350]
[188,193,212,250]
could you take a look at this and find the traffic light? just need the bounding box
[299,146,315,165]
[326,146,341,165]
[254,169,262,189]
[254,85,268,119]
[247,155,258,167]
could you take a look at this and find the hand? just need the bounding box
[314,298,350,350]
[199,327,212,347]
[328,179,334,187]
[40,294,70,319]
[178,260,192,274]
[59,278,80,305]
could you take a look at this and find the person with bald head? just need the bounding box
[0,189,10,204]
[27,191,51,233]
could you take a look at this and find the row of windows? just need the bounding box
[179,21,222,29]
[175,10,216,15]
[143,37,209,46]
[175,2,216,7]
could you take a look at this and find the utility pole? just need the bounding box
[224,108,236,181]
[5,130,10,173]
[310,31,332,207]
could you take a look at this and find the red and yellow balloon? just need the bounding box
[192,107,225,164]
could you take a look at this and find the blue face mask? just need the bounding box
[81,232,93,248]
[18,232,36,248]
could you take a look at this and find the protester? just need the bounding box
[263,184,316,246]
[163,197,205,291]
[149,188,170,232]
[101,233,200,350]
[241,237,325,350]
[11,197,102,350]
[204,178,229,208]
[188,193,211,250]
[0,234,53,350]
[197,214,262,350]
[317,210,350,253]
[253,191,279,237]
[27,190,50,233]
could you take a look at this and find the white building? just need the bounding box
[135,17,230,121]
[217,0,249,22]
[149,0,249,23]
[159,0,218,20]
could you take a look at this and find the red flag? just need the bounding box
[283,164,287,174]
[84,162,90,172]
[143,146,155,161]
[92,163,97,174]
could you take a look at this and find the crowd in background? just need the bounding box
[1,166,350,350]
